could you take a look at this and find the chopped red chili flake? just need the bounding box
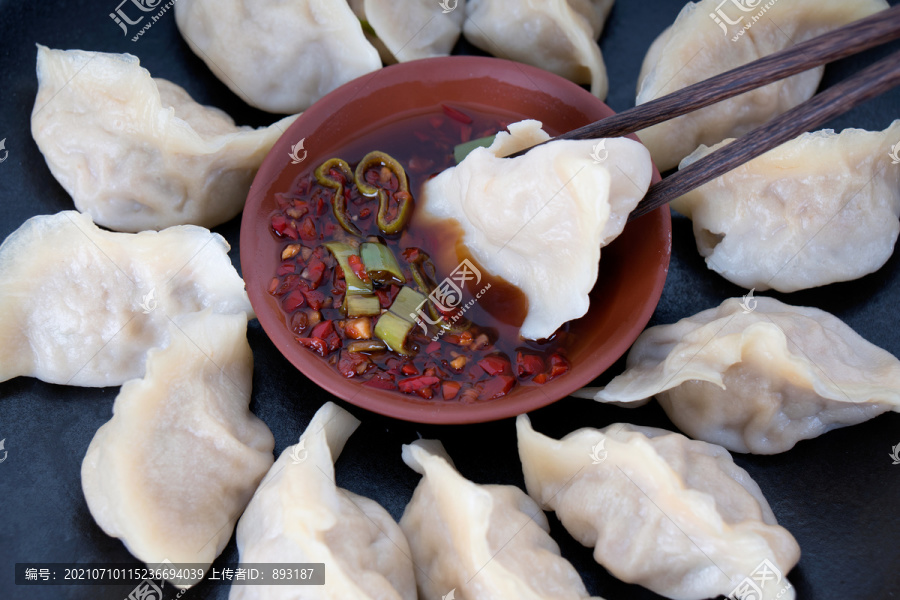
[303,289,326,310]
[425,341,441,354]
[364,374,397,390]
[442,381,461,401]
[305,258,326,287]
[477,355,510,377]
[479,375,516,400]
[401,247,421,262]
[271,214,299,239]
[532,373,548,384]
[374,285,400,308]
[296,337,327,356]
[398,375,440,395]
[516,352,545,377]
[441,104,473,124]
[299,217,317,241]
[328,168,347,185]
[282,290,306,312]
[337,350,370,378]
[275,275,300,296]
[401,363,419,376]
[326,333,342,353]
[549,354,569,379]
[277,263,296,276]
[310,320,334,340]
[347,255,370,283]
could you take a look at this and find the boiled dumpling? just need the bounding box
[419,119,652,340]
[0,211,252,387]
[399,439,602,600]
[463,0,612,99]
[577,297,900,454]
[635,0,888,170]
[671,121,900,292]
[231,402,416,600]
[175,0,381,113]
[517,414,801,600]
[350,0,466,63]
[82,311,274,587]
[31,46,296,232]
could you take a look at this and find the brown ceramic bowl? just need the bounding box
[242,56,670,424]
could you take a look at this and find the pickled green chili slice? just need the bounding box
[315,158,361,236]
[354,151,413,235]
[360,242,405,285]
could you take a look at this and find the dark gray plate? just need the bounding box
[1,1,898,598]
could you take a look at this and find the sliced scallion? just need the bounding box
[374,312,416,356]
[343,294,382,318]
[360,242,405,285]
[453,135,496,164]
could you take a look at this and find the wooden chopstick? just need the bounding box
[530,3,900,147]
[629,48,900,220]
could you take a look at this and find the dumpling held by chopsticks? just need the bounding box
[420,120,653,341]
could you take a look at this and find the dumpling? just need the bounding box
[350,0,466,63]
[577,297,900,454]
[31,46,296,232]
[175,0,381,114]
[399,439,602,600]
[463,0,612,99]
[419,119,652,340]
[517,414,801,600]
[635,0,888,171]
[82,311,274,587]
[671,121,900,292]
[232,402,416,600]
[0,211,252,387]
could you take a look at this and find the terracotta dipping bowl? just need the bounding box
[241,56,671,424]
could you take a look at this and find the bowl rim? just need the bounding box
[241,55,671,424]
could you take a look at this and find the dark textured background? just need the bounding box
[1,1,899,598]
